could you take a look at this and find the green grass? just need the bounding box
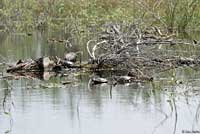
[0,0,199,33]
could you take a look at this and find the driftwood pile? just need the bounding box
[6,23,200,84]
[86,23,197,68]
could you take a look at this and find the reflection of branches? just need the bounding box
[168,85,178,134]
[152,83,179,134]
[172,97,178,134]
[2,80,13,112]
[3,93,13,134]
[109,84,113,99]
[192,102,200,130]
[76,94,81,129]
[3,89,10,111]
[2,80,14,134]
[152,108,169,134]
[87,78,92,90]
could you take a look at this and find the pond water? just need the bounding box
[0,32,200,134]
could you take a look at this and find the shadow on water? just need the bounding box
[0,31,200,134]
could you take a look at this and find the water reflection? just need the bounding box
[0,33,200,134]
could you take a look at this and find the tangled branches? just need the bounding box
[86,23,200,76]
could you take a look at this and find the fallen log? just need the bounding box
[6,56,80,73]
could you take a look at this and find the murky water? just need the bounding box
[0,32,200,134]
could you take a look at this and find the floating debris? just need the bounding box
[61,81,73,85]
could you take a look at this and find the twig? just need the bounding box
[86,40,96,60]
